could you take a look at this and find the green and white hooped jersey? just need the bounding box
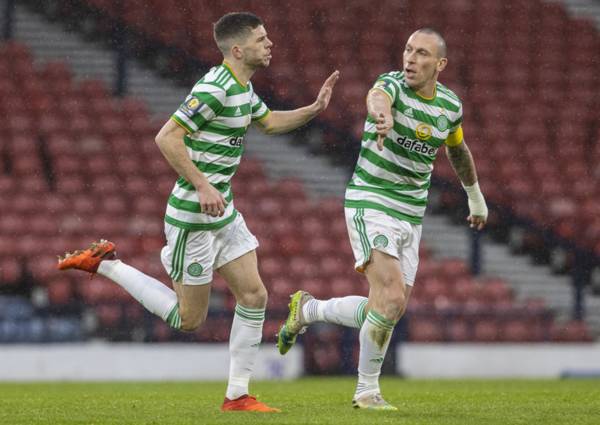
[168,63,270,231]
[345,71,463,224]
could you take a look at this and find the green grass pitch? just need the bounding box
[1,378,599,424]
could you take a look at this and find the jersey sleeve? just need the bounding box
[444,103,464,146]
[250,90,270,122]
[171,83,226,133]
[369,73,401,104]
[448,102,463,133]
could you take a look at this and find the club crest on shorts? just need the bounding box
[187,262,203,277]
[373,234,389,248]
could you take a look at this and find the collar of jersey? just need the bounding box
[414,85,436,102]
[222,61,247,89]
[400,71,437,103]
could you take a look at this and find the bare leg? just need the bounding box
[171,282,212,331]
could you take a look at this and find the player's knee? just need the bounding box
[237,284,268,309]
[382,284,407,320]
[383,297,405,320]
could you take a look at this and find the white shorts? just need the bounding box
[160,212,259,285]
[345,207,422,286]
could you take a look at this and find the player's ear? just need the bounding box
[437,57,448,73]
[231,44,243,60]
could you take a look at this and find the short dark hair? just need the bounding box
[415,27,447,58]
[213,12,263,54]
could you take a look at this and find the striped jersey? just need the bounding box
[168,62,270,230]
[345,71,463,224]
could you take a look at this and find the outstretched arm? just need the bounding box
[254,70,339,135]
[445,140,488,230]
[366,88,393,151]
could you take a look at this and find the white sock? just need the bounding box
[225,304,265,400]
[303,296,368,328]
[355,310,396,399]
[97,259,179,327]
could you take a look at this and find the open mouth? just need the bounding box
[405,68,416,77]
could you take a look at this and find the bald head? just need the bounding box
[403,28,448,94]
[414,28,447,58]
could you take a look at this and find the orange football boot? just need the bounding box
[221,395,281,413]
[57,239,116,274]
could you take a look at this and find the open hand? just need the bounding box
[314,70,340,112]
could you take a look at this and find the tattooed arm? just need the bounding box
[445,141,477,186]
[446,140,488,230]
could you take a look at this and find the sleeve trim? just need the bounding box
[368,87,394,104]
[170,115,194,134]
[254,108,271,122]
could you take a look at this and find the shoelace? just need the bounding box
[372,394,386,405]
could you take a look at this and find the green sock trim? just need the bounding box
[235,304,265,321]
[366,310,395,331]
[166,304,181,329]
[356,299,368,328]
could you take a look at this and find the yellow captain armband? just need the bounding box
[444,126,464,147]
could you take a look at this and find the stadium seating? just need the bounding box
[2,0,598,344]
[67,0,600,259]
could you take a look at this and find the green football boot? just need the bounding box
[277,290,313,355]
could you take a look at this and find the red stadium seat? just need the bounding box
[409,317,444,342]
[501,320,535,342]
[266,276,296,308]
[0,256,22,283]
[275,178,306,201]
[447,318,472,342]
[45,276,74,305]
[550,320,593,343]
[318,255,347,280]
[473,319,500,342]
